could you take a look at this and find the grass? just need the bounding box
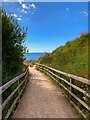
[37,33,89,118]
[37,32,89,79]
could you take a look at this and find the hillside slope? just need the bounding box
[37,33,89,79]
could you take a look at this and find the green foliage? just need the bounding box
[2,8,28,84]
[37,33,88,79]
[38,53,52,65]
[37,33,89,118]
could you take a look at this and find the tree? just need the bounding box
[2,8,28,84]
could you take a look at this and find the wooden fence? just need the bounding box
[36,63,90,118]
[0,67,29,119]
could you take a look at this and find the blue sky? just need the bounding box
[2,2,88,52]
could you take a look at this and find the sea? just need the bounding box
[24,53,45,60]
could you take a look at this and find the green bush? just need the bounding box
[37,33,89,79]
[2,7,28,84]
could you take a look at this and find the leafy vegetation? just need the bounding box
[1,7,28,118]
[37,33,89,118]
[2,8,28,85]
[38,33,89,79]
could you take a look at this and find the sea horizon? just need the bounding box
[25,52,47,54]
[24,52,45,60]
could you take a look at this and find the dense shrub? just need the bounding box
[37,33,89,79]
[2,7,27,84]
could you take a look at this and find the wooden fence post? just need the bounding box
[59,74,61,83]
[25,72,28,86]
[70,78,74,101]
[18,79,20,102]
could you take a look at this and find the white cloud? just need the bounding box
[80,11,88,16]
[21,9,28,14]
[19,3,36,15]
[22,4,27,9]
[14,14,17,17]
[10,13,17,17]
[24,11,28,14]
[83,11,87,14]
[3,0,10,1]
[17,18,21,20]
[19,1,22,4]
[66,8,69,11]
[30,4,36,9]
[22,3,30,10]
[18,0,22,4]
[18,0,24,4]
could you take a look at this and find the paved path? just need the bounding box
[13,66,79,118]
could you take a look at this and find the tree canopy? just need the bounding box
[2,8,27,84]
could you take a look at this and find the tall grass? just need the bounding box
[38,33,89,79]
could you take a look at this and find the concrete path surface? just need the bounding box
[13,66,79,118]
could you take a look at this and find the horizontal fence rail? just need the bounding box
[36,63,90,118]
[0,67,29,119]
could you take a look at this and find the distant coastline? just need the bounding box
[24,52,45,60]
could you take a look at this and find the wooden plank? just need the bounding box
[1,68,28,95]
[56,86,87,118]
[47,66,89,85]
[25,73,28,86]
[37,66,43,71]
[0,71,27,95]
[44,69,90,111]
[36,64,90,85]
[2,79,26,110]
[70,78,74,99]
[5,72,26,118]
[70,100,87,118]
[38,68,44,72]
[45,68,90,98]
[38,65,90,98]
[5,85,26,119]
[36,64,90,118]
[17,79,20,102]
[0,68,28,120]
[69,91,90,111]
[69,81,90,98]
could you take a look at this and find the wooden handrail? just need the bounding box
[37,64,89,85]
[0,67,29,119]
[0,69,28,95]
[36,63,90,118]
